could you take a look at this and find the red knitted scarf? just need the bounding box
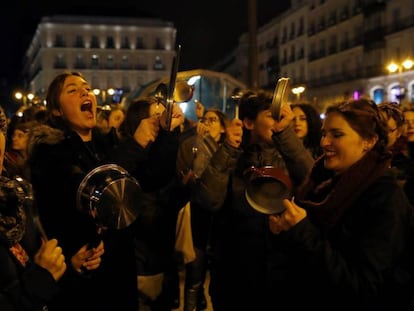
[295,151,391,229]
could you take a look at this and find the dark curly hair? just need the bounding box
[238,89,273,122]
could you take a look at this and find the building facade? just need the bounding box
[22,15,176,105]
[220,0,414,111]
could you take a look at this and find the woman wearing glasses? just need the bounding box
[176,108,230,311]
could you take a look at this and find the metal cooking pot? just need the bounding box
[76,164,142,230]
[244,166,293,215]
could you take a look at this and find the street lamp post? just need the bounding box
[291,86,306,102]
[386,59,413,105]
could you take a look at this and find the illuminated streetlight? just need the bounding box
[291,86,306,101]
[93,88,115,105]
[387,59,414,73]
[14,91,35,106]
[386,59,413,104]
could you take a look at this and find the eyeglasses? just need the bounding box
[200,117,219,124]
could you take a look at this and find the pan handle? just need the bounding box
[165,44,182,131]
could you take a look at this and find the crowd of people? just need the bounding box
[1,70,414,311]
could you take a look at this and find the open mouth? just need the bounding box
[81,102,92,112]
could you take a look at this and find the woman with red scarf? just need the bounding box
[269,98,414,309]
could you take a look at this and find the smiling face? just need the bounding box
[321,112,375,174]
[53,74,97,141]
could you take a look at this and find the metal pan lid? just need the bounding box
[270,77,290,121]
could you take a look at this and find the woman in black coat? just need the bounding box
[269,99,414,309]
[27,72,184,311]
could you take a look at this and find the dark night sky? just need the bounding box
[0,0,289,96]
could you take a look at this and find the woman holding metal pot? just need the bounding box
[0,105,103,311]
[184,88,313,310]
[26,71,184,311]
[269,99,414,309]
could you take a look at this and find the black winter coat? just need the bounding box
[27,124,142,311]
